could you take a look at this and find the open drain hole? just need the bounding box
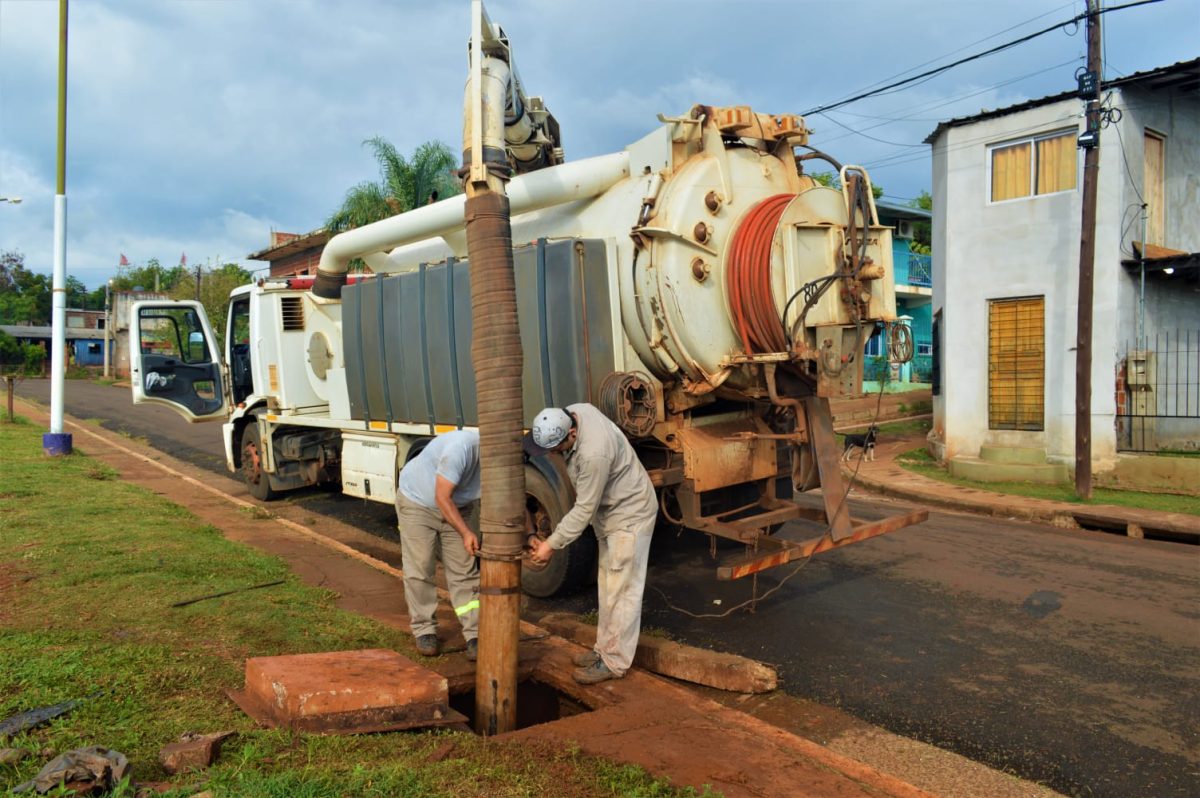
[450,679,591,731]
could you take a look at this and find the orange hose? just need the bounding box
[727,194,794,353]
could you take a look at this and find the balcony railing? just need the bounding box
[905,253,932,287]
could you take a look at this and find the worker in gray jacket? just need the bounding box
[527,404,657,684]
[395,429,481,661]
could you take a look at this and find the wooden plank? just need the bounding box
[1132,241,1186,260]
[539,613,778,694]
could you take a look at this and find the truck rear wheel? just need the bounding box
[521,464,595,598]
[241,423,277,501]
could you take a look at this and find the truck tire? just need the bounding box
[240,423,277,501]
[521,464,595,598]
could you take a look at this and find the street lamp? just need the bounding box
[103,279,113,378]
[0,197,22,204]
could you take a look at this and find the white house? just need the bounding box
[926,59,1199,484]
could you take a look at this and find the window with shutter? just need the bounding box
[989,131,1077,203]
[1144,130,1165,246]
[988,297,1044,430]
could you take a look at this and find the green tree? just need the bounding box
[0,329,46,375]
[112,258,189,293]
[66,276,91,309]
[906,190,932,254]
[326,138,461,233]
[0,250,50,324]
[809,171,885,200]
[168,261,252,349]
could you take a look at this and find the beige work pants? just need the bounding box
[594,524,654,676]
[395,494,480,640]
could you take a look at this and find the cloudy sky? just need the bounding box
[1,0,1196,289]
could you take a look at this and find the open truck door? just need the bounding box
[130,300,230,422]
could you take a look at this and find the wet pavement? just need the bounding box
[17,379,1200,797]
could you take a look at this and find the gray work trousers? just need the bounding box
[593,524,654,676]
[395,494,480,640]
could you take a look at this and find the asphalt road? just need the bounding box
[17,379,1200,797]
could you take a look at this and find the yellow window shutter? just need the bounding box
[1144,131,1165,246]
[1036,134,1077,195]
[991,142,1031,202]
[989,297,1044,430]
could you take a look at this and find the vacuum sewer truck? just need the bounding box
[129,14,926,597]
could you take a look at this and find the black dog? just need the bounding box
[841,425,878,462]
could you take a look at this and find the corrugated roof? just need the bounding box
[2,325,104,340]
[875,199,931,221]
[247,228,330,261]
[924,57,1199,144]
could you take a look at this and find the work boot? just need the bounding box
[573,649,601,668]
[572,659,617,685]
[465,638,478,662]
[415,634,439,657]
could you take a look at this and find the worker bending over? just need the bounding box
[395,429,481,661]
[527,404,657,684]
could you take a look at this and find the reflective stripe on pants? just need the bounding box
[396,494,480,639]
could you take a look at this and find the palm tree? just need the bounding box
[326,138,461,233]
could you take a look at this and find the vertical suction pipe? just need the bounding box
[466,0,523,737]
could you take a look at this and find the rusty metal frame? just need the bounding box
[715,508,928,580]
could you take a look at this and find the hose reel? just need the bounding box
[888,323,914,364]
[599,371,657,437]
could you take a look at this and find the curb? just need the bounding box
[850,464,1200,538]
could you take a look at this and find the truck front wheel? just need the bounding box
[521,464,595,598]
[241,423,277,501]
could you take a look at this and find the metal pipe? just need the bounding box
[1139,202,1147,349]
[46,0,71,455]
[312,151,629,297]
[102,281,111,379]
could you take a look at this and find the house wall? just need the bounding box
[1112,83,1200,349]
[72,339,105,366]
[932,98,1132,466]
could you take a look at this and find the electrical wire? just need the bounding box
[863,95,1162,174]
[861,111,1081,172]
[802,0,1162,117]
[811,58,1081,149]
[805,1,1078,113]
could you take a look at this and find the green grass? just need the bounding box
[839,417,932,438]
[0,416,710,797]
[896,447,1199,515]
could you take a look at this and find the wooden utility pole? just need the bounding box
[1074,0,1102,499]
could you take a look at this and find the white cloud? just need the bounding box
[0,0,1196,288]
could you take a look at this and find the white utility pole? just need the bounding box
[45,0,72,456]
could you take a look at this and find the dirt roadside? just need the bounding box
[11,398,1060,798]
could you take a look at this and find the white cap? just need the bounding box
[531,407,572,451]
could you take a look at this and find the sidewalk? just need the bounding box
[847,431,1200,538]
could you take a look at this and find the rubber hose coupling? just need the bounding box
[311,269,347,300]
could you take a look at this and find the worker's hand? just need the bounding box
[460,530,480,557]
[529,538,554,565]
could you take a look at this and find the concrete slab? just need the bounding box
[228,649,466,734]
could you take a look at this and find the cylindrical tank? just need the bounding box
[378,104,895,403]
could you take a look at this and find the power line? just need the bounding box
[806,1,1078,113]
[861,97,1163,173]
[801,0,1163,116]
[811,58,1080,149]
